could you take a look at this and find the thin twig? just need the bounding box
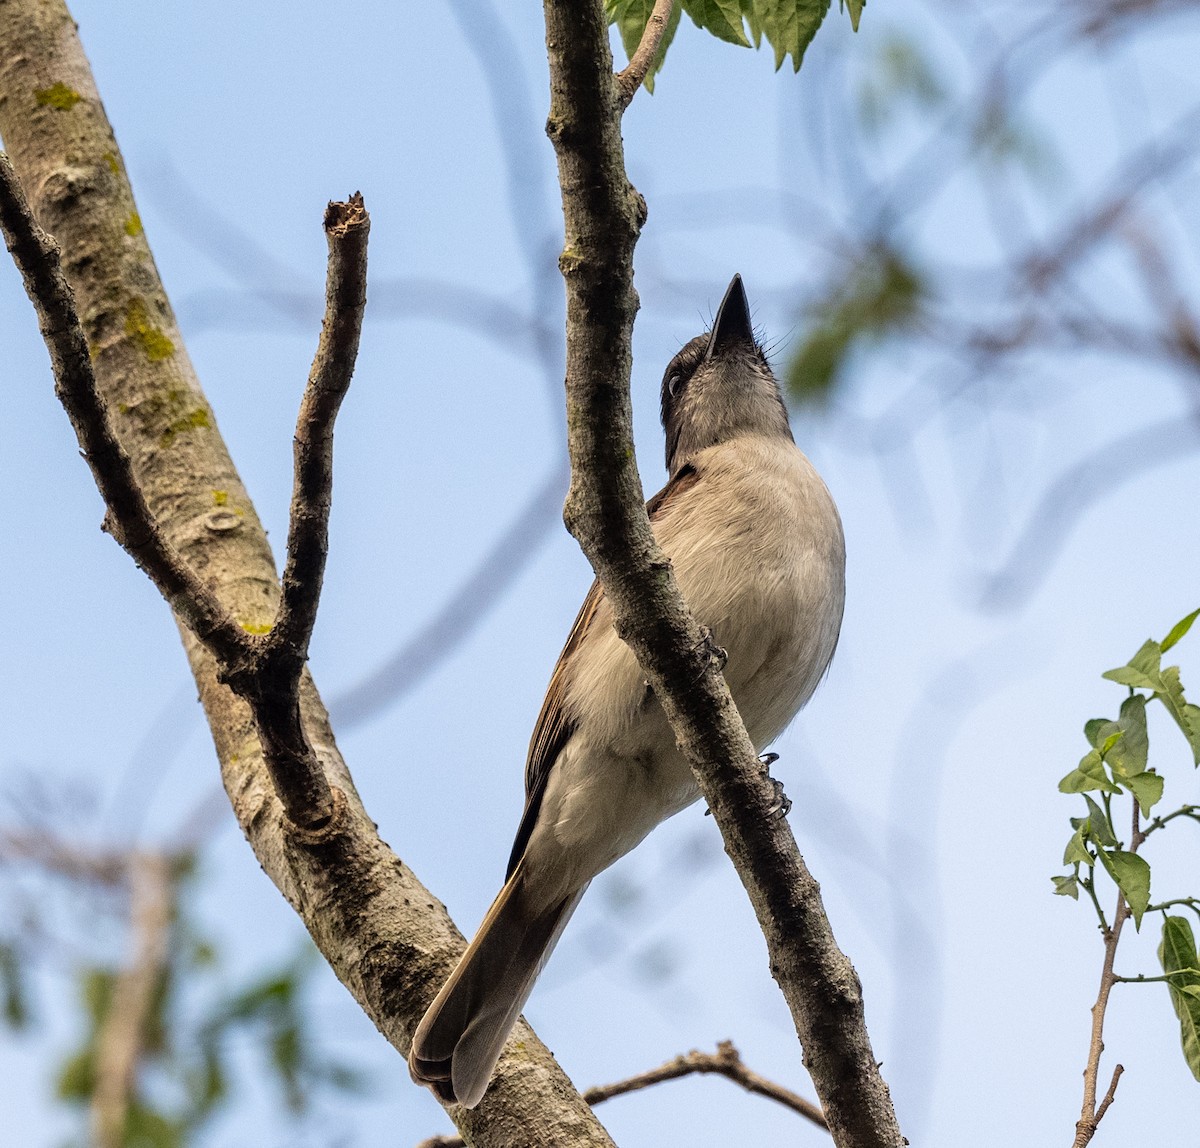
[90,853,174,1148]
[0,153,249,667]
[583,1041,827,1129]
[273,194,369,662]
[1093,1065,1124,1128]
[1072,804,1144,1146]
[615,0,675,109]
[223,195,371,828]
[416,1041,827,1147]
[1073,893,1128,1148]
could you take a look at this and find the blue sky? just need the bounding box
[2,2,1199,1145]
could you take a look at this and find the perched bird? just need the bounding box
[409,275,846,1108]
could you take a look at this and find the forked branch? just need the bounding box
[415,1040,828,1148]
[0,152,367,833]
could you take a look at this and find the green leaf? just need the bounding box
[1157,665,1200,766]
[1159,915,1200,1080]
[1128,770,1165,817]
[1097,848,1151,929]
[740,0,764,44]
[1102,638,1163,690]
[1059,748,1119,795]
[1084,717,1111,748]
[1052,873,1080,899]
[1084,795,1118,847]
[1108,695,1149,778]
[841,0,864,31]
[683,0,751,46]
[1161,607,1200,654]
[756,0,833,72]
[1063,824,1092,867]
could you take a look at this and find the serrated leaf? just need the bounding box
[1097,849,1151,929]
[1052,874,1080,899]
[1102,638,1163,690]
[1084,795,1118,847]
[1128,770,1165,817]
[1159,916,1200,1080]
[1063,824,1092,866]
[1157,665,1200,766]
[1161,607,1200,654]
[740,0,764,44]
[756,0,833,72]
[1059,748,1119,795]
[684,0,751,45]
[840,0,864,31]
[1108,695,1149,778]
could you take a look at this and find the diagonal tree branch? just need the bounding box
[615,0,675,108]
[0,152,249,669]
[0,152,355,831]
[0,3,615,1144]
[542,2,903,1145]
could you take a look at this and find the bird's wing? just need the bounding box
[505,463,700,879]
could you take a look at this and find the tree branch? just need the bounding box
[0,148,345,831]
[615,0,675,109]
[583,1040,827,1129]
[541,3,903,1145]
[90,852,174,1148]
[217,193,371,830]
[417,1040,828,1148]
[0,152,249,669]
[0,4,614,1143]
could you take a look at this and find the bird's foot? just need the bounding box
[696,627,728,677]
[758,753,791,818]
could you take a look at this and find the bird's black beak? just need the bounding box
[705,274,754,361]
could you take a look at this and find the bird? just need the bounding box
[408,274,846,1108]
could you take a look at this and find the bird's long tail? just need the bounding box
[408,863,585,1108]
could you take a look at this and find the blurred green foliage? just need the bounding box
[785,243,926,404]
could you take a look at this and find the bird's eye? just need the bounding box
[667,371,683,397]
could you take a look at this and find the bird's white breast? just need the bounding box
[524,434,845,899]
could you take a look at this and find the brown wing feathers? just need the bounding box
[503,462,702,879]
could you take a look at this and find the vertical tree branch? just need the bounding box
[542,3,904,1146]
[90,853,174,1148]
[1072,803,1142,1147]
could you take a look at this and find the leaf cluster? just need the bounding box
[50,870,363,1147]
[785,242,925,404]
[607,0,862,92]
[1053,608,1200,1081]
